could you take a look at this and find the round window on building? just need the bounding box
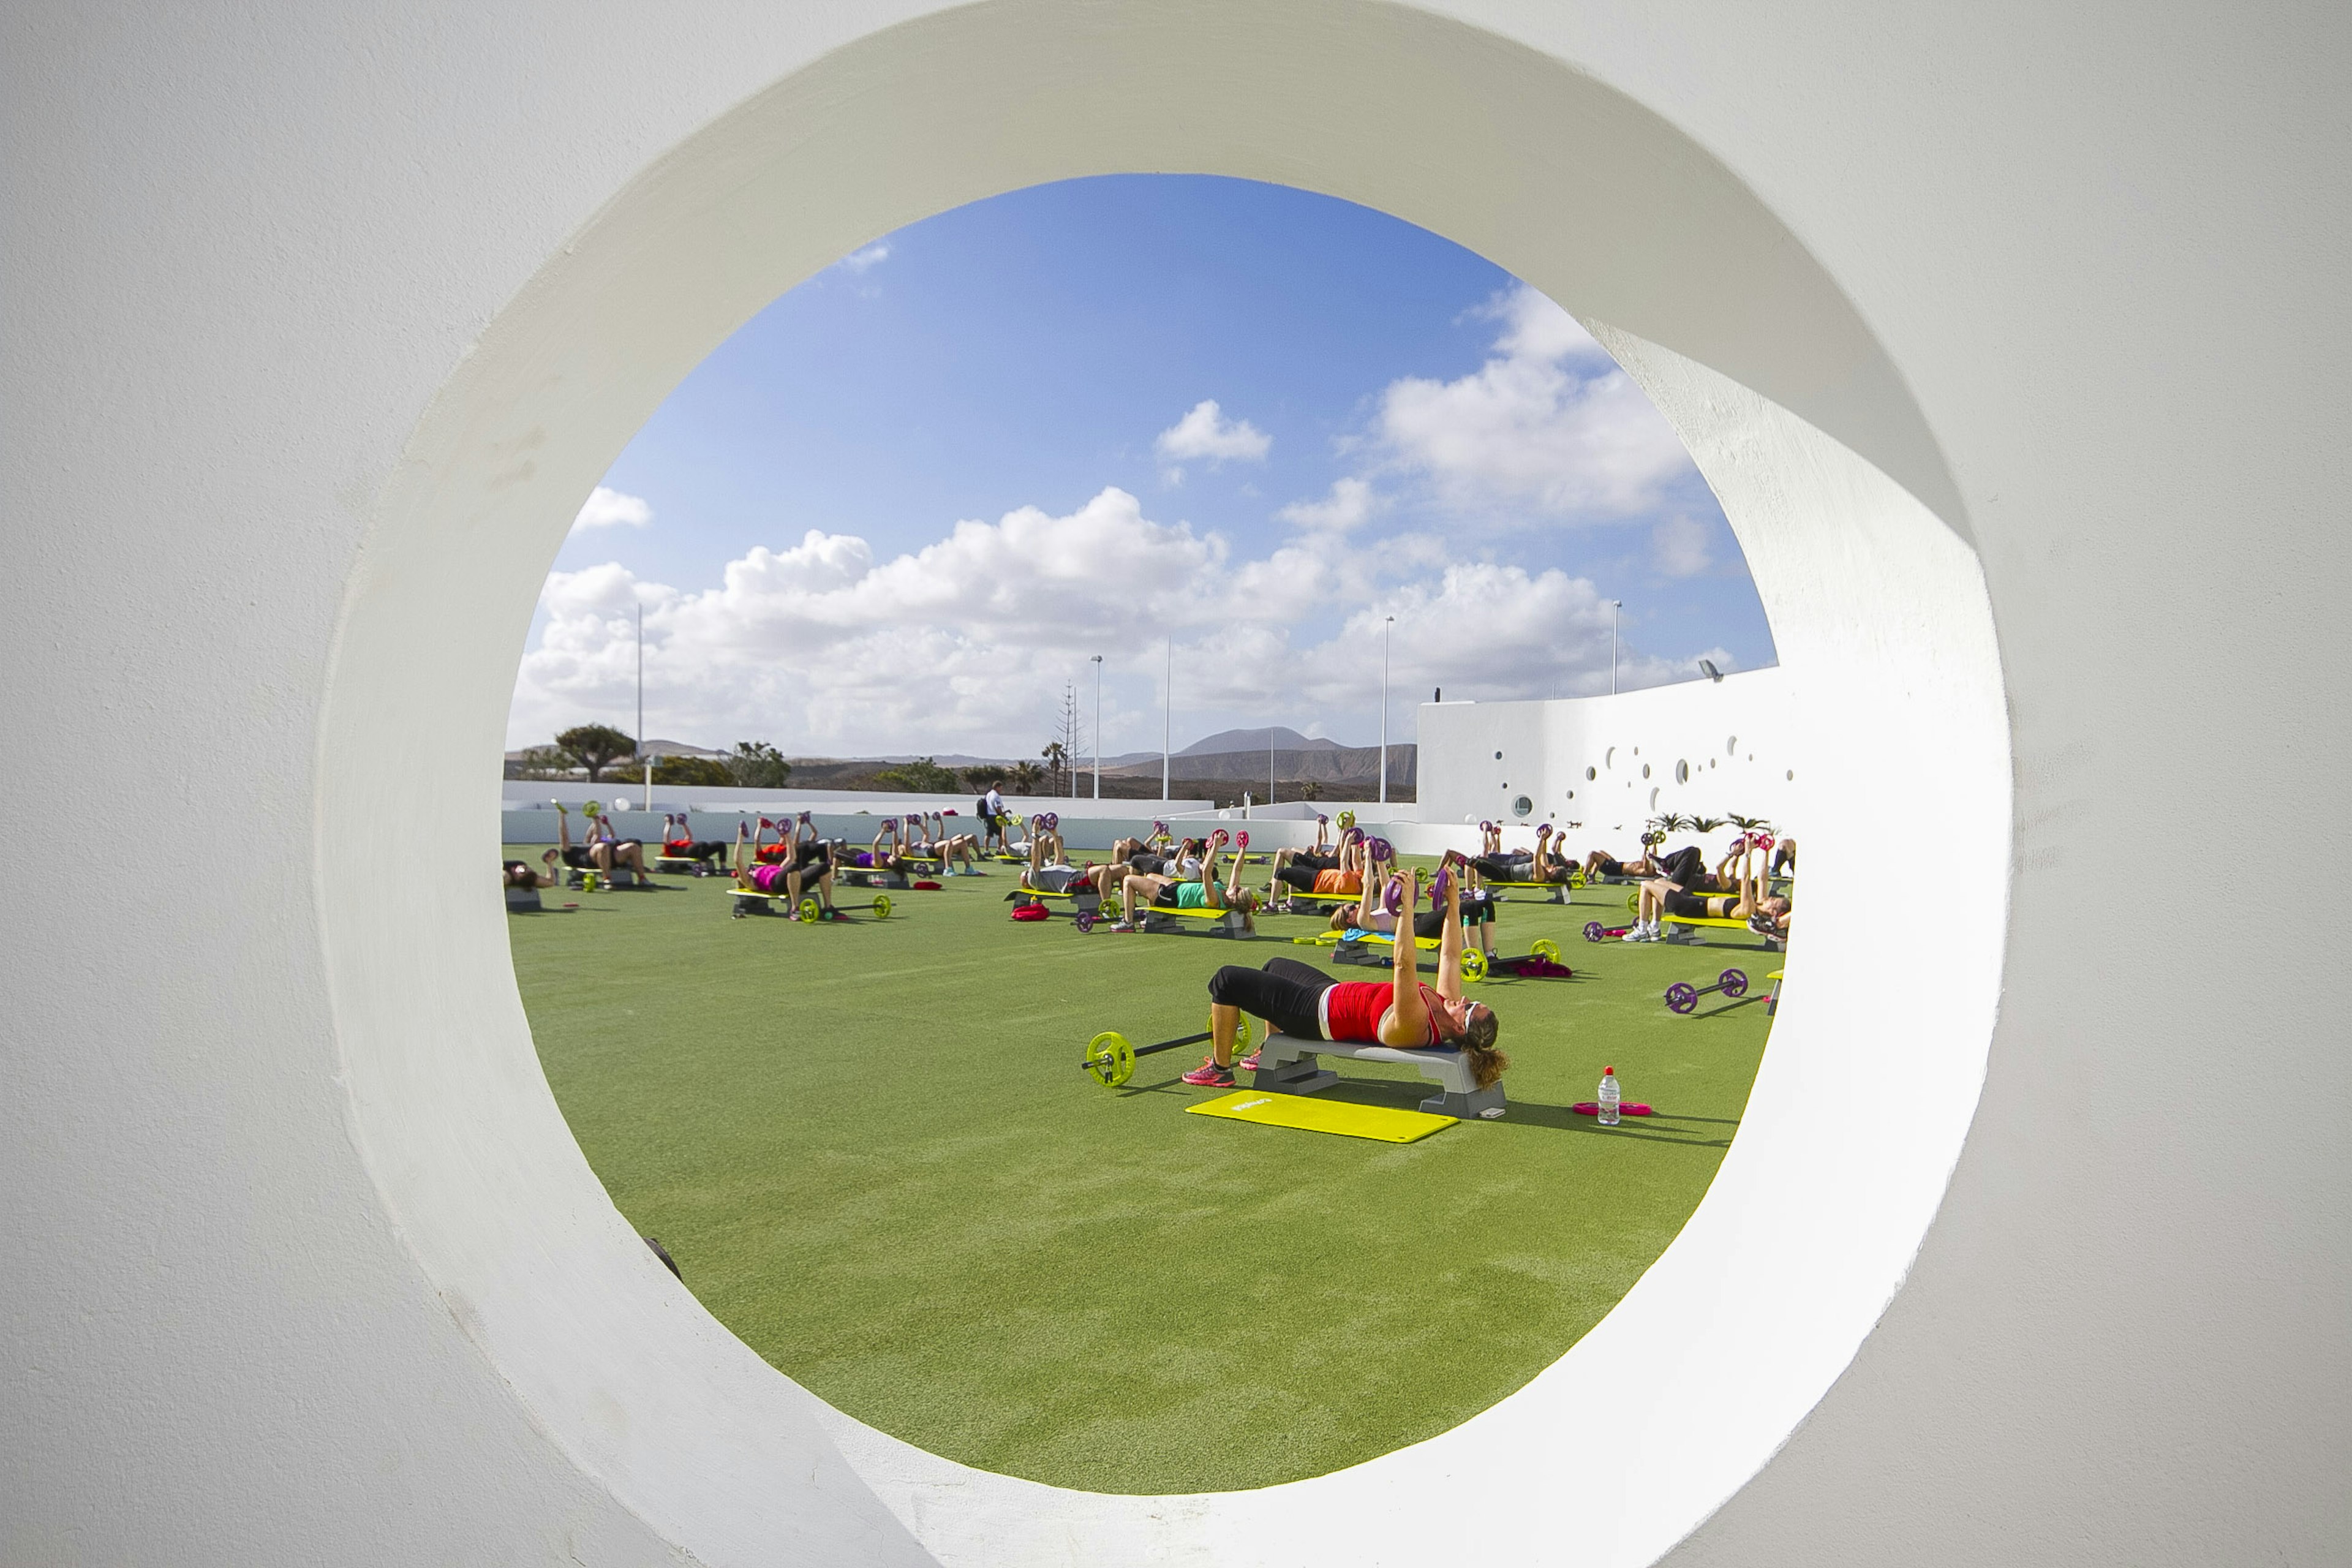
[1585,766,1597,780]
[1727,735,1738,755]
[1512,796,1532,817]
[1675,760,1689,783]
[1642,763,1651,779]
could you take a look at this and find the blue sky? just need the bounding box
[510,176,1773,757]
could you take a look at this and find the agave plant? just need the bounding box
[1689,815,1728,835]
[1725,812,1774,834]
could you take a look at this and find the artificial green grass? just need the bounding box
[507,854,1774,1493]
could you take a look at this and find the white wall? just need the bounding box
[6,4,2345,1568]
[1419,669,1800,842]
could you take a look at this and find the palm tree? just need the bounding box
[1008,760,1044,793]
[1726,812,1774,835]
[1688,815,1728,835]
[1041,741,1070,796]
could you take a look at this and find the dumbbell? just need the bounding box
[1663,968,1748,1014]
[1585,920,1632,942]
[1082,1014,1256,1088]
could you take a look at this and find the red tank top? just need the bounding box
[754,843,787,865]
[1321,981,1442,1046]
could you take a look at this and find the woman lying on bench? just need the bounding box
[1019,824,1088,893]
[731,821,840,917]
[503,851,561,888]
[1105,838,1260,933]
[1583,843,1664,881]
[1625,838,1789,941]
[1186,866,1505,1089]
[1269,827,1364,902]
[554,802,656,881]
[905,810,982,875]
[1330,845,1499,957]
[659,814,729,867]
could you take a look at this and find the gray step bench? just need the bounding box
[1251,1033,1506,1119]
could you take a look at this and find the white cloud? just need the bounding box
[1651,514,1714,578]
[1375,285,1695,519]
[838,242,891,273]
[510,484,1739,753]
[1277,477,1377,532]
[1152,399,1272,482]
[570,486,652,533]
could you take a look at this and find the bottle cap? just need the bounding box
[1604,1066,1615,1075]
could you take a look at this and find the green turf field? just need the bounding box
[507,853,1776,1493]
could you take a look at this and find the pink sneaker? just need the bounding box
[1238,1051,1262,1072]
[1180,1058,1235,1088]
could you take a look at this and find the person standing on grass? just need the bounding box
[1185,865,1504,1089]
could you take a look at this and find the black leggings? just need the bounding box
[1276,862,1325,893]
[1471,855,1526,881]
[1207,957,1333,1041]
[667,840,726,862]
[1770,846,1796,876]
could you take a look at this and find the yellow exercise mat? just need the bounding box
[1185,1091,1457,1144]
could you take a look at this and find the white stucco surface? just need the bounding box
[4,4,2345,1566]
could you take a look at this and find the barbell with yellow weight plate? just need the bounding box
[1082,1013,1254,1089]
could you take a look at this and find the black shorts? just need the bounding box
[1660,847,1708,888]
[1471,855,1525,881]
[1662,889,1715,919]
[559,846,595,869]
[1595,858,1624,878]
[1276,863,1324,894]
[1129,854,1169,875]
[1207,958,1332,1041]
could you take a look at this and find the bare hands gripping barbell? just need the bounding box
[1082,1014,1256,1088]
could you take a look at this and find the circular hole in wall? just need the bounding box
[1649,786,1660,809]
[1604,747,1615,768]
[1494,750,1503,760]
[1787,769,1795,780]
[312,17,2013,1564]
[1642,763,1651,778]
[1586,766,1597,780]
[1675,760,1689,783]
[1727,735,1738,755]
[1512,795,1532,817]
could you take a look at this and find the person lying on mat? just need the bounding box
[1187,865,1506,1089]
[1088,832,1196,900]
[554,802,656,881]
[732,821,840,917]
[1105,839,1261,933]
[503,851,560,888]
[1769,834,1796,878]
[1625,836,1787,942]
[659,813,729,867]
[1270,820,1357,882]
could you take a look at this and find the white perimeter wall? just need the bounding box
[1419,669,1800,842]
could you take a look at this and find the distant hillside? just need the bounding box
[1176,726,1346,757]
[1105,742,1414,788]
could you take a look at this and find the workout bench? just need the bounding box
[1660,914,1785,951]
[1252,1033,1506,1120]
[1137,902,1253,938]
[1481,876,1581,905]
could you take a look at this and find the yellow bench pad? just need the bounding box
[1186,1090,1456,1144]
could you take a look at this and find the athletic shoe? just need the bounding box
[1622,925,1646,943]
[1180,1058,1235,1088]
[1104,919,1137,933]
[1238,1051,1262,1072]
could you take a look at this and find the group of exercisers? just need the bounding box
[508,803,1789,1093]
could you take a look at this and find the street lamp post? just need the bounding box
[1090,654,1102,801]
[1610,600,1623,696]
[1161,635,1172,804]
[636,601,650,810]
[1380,615,1393,806]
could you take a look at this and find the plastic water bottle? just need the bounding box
[1597,1066,1621,1126]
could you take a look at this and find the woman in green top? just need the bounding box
[1106,838,1259,933]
